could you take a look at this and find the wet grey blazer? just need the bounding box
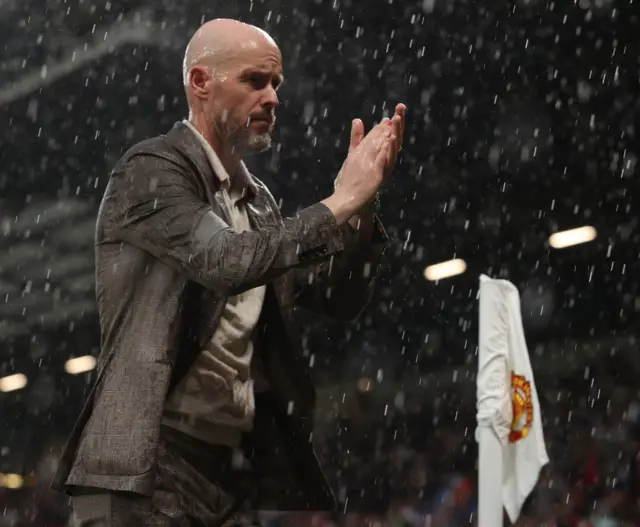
[51,121,388,511]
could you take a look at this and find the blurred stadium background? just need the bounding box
[0,0,639,525]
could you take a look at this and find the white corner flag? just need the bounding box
[476,275,549,526]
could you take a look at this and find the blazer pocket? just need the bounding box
[79,362,172,476]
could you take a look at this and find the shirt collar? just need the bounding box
[182,119,256,200]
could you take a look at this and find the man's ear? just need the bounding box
[189,66,211,100]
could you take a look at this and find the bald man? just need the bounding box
[52,19,405,527]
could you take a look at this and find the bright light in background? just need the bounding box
[1,474,24,489]
[356,377,375,393]
[424,259,467,281]
[549,226,597,249]
[65,355,97,375]
[0,373,27,393]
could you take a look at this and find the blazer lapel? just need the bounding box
[245,192,296,314]
[165,122,230,346]
[246,201,272,230]
[165,121,234,226]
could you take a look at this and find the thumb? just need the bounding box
[349,118,365,152]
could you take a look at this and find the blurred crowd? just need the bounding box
[253,370,640,527]
[2,366,638,527]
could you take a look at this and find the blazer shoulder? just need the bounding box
[110,133,197,180]
[113,123,207,180]
[118,134,178,165]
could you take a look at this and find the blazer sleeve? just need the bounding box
[99,152,346,296]
[293,215,388,321]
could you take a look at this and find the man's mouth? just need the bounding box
[248,116,273,126]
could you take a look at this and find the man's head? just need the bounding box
[183,19,283,155]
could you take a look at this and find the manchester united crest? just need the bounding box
[509,372,533,443]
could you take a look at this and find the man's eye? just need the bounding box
[248,74,266,87]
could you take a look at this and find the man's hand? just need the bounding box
[350,104,406,175]
[335,103,407,192]
[323,105,406,226]
[323,120,396,225]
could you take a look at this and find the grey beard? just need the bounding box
[227,126,272,155]
[247,132,272,153]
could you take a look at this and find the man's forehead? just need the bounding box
[231,47,283,74]
[242,61,283,75]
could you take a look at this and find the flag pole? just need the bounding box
[477,427,504,527]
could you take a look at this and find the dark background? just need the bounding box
[0,0,639,525]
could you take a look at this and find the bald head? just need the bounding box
[183,19,278,87]
[182,18,283,159]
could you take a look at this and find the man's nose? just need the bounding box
[262,85,279,109]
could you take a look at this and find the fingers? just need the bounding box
[356,112,403,171]
[373,122,395,150]
[392,104,406,152]
[375,134,396,172]
[346,105,404,186]
[349,118,365,152]
[378,115,401,166]
[377,107,405,154]
[349,117,385,153]
[353,104,406,147]
[366,118,392,144]
[373,120,394,152]
[388,115,401,154]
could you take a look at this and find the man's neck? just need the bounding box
[189,114,242,178]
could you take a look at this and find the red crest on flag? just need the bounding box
[509,372,534,443]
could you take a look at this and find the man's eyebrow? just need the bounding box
[239,68,284,87]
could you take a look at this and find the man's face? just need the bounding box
[207,42,283,154]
